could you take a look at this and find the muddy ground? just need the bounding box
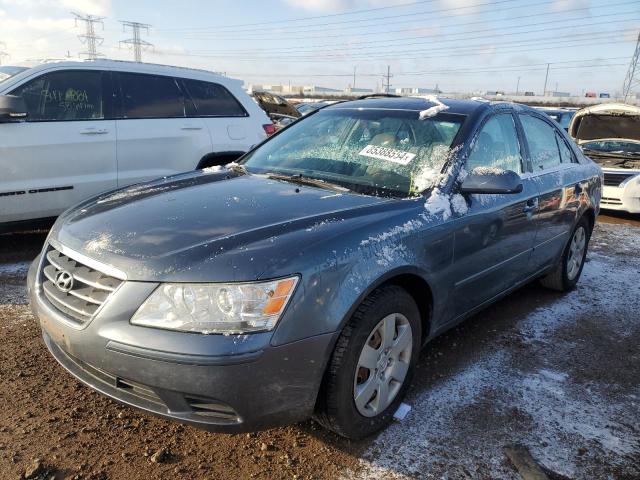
[0,213,638,480]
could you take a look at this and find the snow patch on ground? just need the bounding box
[0,261,31,277]
[348,223,640,479]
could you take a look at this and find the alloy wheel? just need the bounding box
[567,226,586,281]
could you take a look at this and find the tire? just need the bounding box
[540,215,592,292]
[315,285,421,439]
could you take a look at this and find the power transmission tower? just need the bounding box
[120,21,152,62]
[0,42,8,65]
[383,65,393,94]
[72,12,105,59]
[622,31,640,101]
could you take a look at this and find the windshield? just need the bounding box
[242,108,464,198]
[582,140,640,155]
[0,66,28,84]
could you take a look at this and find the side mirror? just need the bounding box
[0,95,28,122]
[461,169,523,194]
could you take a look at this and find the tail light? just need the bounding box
[262,123,277,136]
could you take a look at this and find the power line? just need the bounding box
[120,20,153,62]
[71,12,105,59]
[181,2,640,54]
[622,31,640,100]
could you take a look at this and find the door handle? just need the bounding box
[80,128,109,135]
[523,198,539,213]
[181,124,203,131]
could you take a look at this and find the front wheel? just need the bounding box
[315,285,421,439]
[540,216,591,291]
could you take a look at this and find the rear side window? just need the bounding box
[466,113,523,173]
[556,133,574,163]
[520,115,562,171]
[119,73,185,119]
[10,70,104,121]
[181,79,246,117]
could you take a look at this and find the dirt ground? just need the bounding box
[0,213,638,480]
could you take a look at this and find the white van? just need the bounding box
[0,60,272,228]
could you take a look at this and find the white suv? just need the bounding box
[0,60,272,228]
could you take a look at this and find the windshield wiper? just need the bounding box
[266,173,350,193]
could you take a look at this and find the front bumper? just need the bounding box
[601,171,640,214]
[28,257,335,433]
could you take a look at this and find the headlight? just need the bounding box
[130,277,299,334]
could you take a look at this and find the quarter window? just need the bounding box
[119,73,186,119]
[182,79,246,117]
[520,115,562,171]
[10,70,104,121]
[466,113,523,173]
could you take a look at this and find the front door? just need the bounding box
[0,69,116,223]
[450,112,539,319]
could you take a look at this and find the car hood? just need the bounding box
[51,171,396,281]
[569,103,640,144]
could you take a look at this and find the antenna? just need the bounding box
[71,12,105,60]
[120,21,153,62]
[622,31,640,101]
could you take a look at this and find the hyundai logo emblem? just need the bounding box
[55,270,74,293]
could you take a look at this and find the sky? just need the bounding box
[0,0,638,95]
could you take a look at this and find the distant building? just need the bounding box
[345,87,373,95]
[395,87,440,96]
[544,91,571,97]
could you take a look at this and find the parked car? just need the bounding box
[295,101,329,116]
[28,97,601,439]
[569,103,640,213]
[0,65,28,83]
[585,92,597,98]
[251,90,301,129]
[0,60,271,229]
[599,93,610,98]
[537,107,575,131]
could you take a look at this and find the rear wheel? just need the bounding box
[315,285,421,439]
[540,216,591,291]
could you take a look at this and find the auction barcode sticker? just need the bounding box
[359,145,416,165]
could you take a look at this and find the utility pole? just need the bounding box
[353,66,356,90]
[622,31,640,101]
[543,63,550,96]
[72,12,105,60]
[383,65,393,94]
[516,76,521,95]
[0,42,8,65]
[120,20,152,62]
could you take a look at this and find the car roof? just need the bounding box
[326,96,531,116]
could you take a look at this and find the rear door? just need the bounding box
[518,113,580,272]
[450,111,539,319]
[179,78,253,159]
[0,69,116,223]
[114,72,211,187]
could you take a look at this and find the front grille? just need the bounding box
[41,246,123,324]
[603,172,636,187]
[601,196,623,206]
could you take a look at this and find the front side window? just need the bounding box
[10,70,104,121]
[181,79,246,117]
[119,73,186,119]
[466,113,523,173]
[242,108,464,197]
[520,115,562,171]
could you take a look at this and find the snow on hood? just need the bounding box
[569,103,640,144]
